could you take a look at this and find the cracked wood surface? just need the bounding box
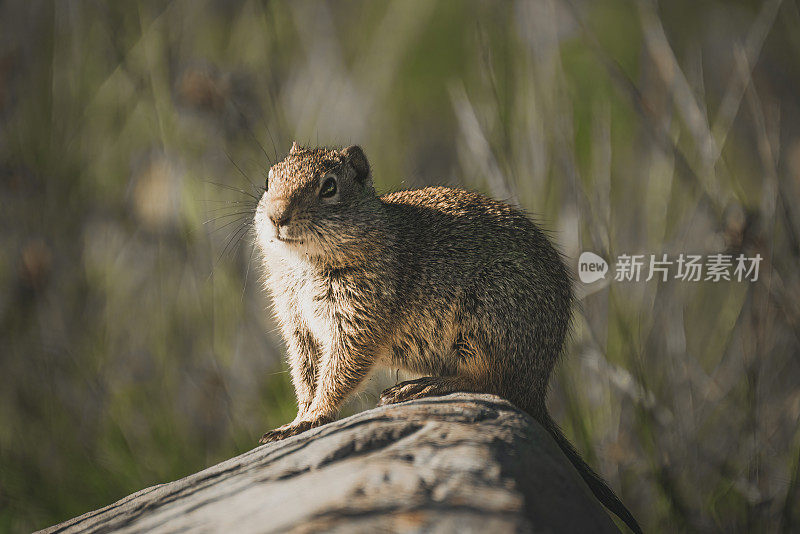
[39,393,618,533]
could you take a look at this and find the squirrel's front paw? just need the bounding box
[258,420,315,444]
[258,416,333,444]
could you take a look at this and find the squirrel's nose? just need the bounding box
[267,204,292,228]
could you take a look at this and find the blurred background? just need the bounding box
[1,0,799,531]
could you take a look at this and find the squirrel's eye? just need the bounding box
[319,176,337,198]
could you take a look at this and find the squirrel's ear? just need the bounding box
[289,141,301,155]
[342,145,370,184]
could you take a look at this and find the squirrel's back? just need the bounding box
[378,186,572,397]
[379,186,572,331]
[381,186,530,235]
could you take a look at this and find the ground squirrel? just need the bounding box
[253,143,641,533]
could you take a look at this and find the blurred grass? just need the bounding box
[1,0,800,531]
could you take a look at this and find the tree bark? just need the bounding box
[39,393,619,533]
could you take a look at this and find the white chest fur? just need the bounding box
[295,274,336,350]
[268,254,338,351]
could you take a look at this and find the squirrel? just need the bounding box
[253,142,641,533]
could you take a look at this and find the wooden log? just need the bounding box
[39,393,619,533]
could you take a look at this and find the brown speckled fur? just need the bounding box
[254,144,640,534]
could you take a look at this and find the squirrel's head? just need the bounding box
[255,143,380,263]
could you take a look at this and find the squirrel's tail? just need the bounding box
[536,409,643,534]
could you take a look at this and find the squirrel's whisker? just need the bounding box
[204,180,261,201]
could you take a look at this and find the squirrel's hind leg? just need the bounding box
[378,376,479,406]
